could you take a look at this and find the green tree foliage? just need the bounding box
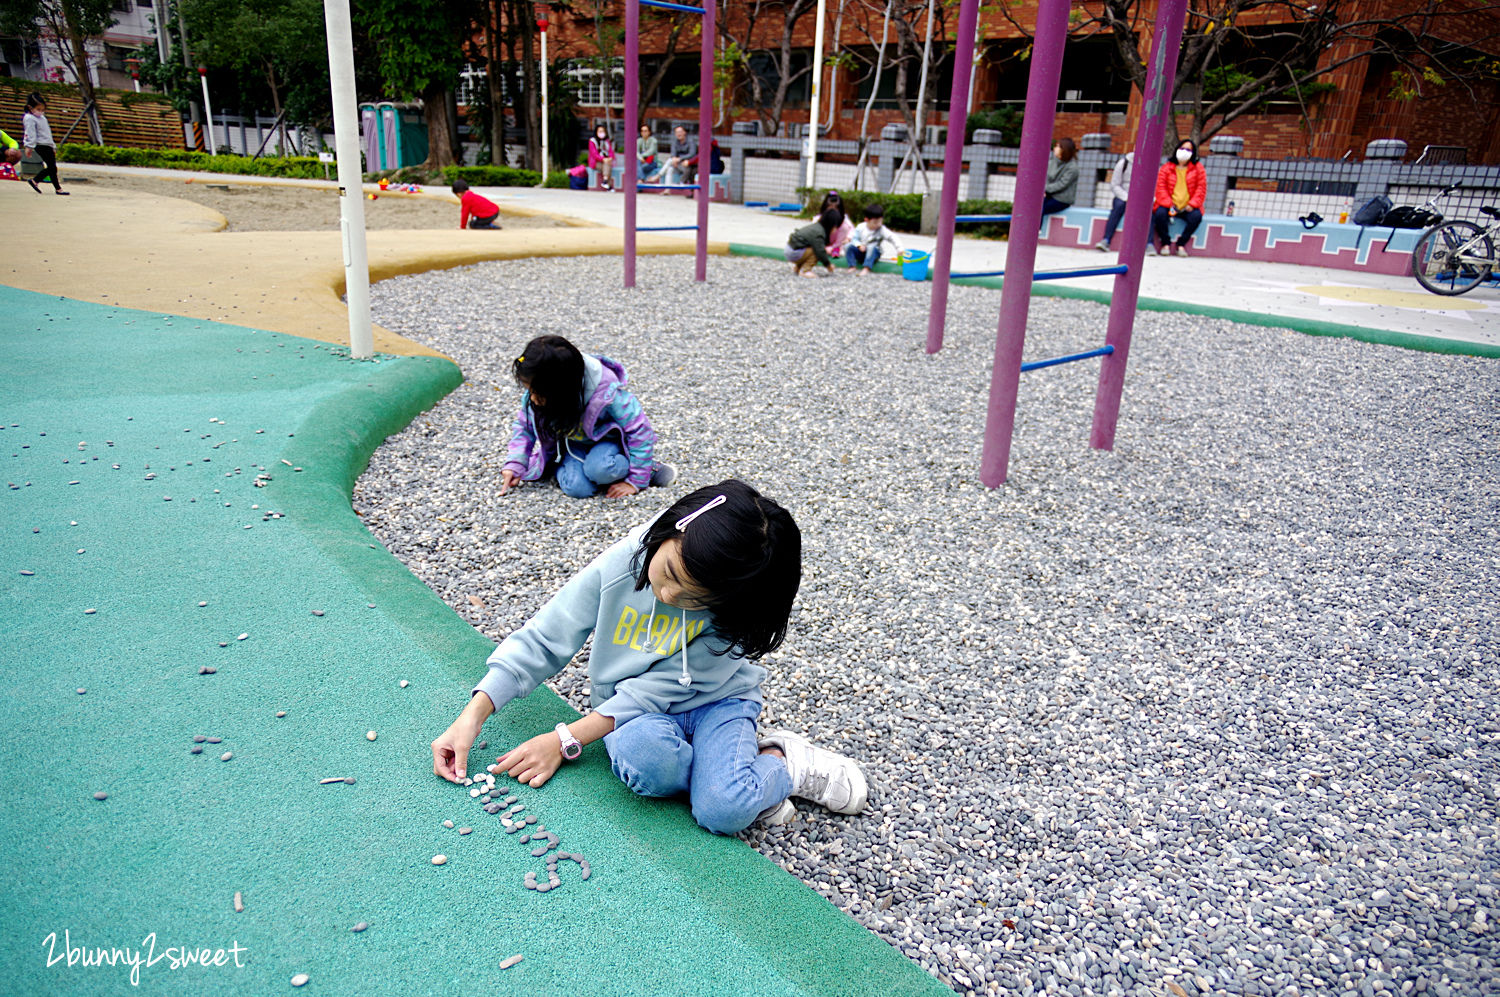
[180,0,330,124]
[1,0,117,142]
[356,0,479,168]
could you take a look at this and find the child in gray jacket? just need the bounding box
[432,480,869,834]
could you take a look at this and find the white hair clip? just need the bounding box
[675,494,726,532]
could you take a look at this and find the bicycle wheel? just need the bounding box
[1411,221,1495,295]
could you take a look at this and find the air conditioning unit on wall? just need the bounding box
[925,125,946,145]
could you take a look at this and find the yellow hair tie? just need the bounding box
[517,356,525,362]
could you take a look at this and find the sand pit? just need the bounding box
[68,172,565,232]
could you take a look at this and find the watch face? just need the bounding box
[563,741,581,760]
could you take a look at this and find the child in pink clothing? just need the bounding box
[588,125,616,191]
[451,179,502,229]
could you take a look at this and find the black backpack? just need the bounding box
[1381,205,1442,229]
[1352,195,1390,226]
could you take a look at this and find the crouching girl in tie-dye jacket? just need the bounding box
[500,335,675,499]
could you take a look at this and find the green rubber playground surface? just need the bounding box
[0,286,948,996]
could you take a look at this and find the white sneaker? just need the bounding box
[758,729,868,815]
[1094,240,1110,252]
[757,798,797,825]
[649,462,677,487]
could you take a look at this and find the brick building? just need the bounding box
[523,0,1500,164]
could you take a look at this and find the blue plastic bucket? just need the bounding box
[900,250,931,281]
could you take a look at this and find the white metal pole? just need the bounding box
[540,26,550,180]
[804,0,827,189]
[322,0,373,359]
[198,68,216,152]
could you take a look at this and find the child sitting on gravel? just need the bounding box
[431,479,869,833]
[499,334,672,499]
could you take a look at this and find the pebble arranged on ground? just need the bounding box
[361,257,1500,997]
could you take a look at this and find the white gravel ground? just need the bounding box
[357,255,1499,997]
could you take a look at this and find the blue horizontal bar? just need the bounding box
[955,214,1012,223]
[638,225,699,231]
[638,183,701,190]
[1020,345,1114,373]
[1034,265,1128,281]
[640,0,705,12]
[950,264,1129,281]
[745,201,769,207]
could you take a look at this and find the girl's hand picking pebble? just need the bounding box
[495,733,563,788]
[500,469,522,495]
[605,481,639,499]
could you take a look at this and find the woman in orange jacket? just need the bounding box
[1151,138,1207,256]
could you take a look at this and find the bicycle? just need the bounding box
[1410,187,1500,296]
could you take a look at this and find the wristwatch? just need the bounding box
[555,723,581,761]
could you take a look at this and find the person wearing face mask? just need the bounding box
[1151,140,1207,256]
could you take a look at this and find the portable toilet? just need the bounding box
[376,102,428,168]
[359,103,380,169]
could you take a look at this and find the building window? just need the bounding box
[566,58,624,108]
[457,64,487,106]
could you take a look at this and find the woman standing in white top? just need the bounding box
[22,93,67,195]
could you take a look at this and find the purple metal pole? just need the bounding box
[924,0,981,354]
[694,0,713,282]
[1089,0,1188,450]
[624,0,639,288]
[977,0,1069,488]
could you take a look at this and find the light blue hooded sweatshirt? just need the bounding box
[472,521,768,725]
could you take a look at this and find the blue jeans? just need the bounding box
[1101,197,1127,243]
[1153,205,1203,246]
[555,440,629,498]
[846,244,882,269]
[604,698,792,835]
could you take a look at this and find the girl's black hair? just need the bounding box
[818,207,845,237]
[1174,139,1199,165]
[632,479,802,660]
[1054,136,1077,162]
[512,335,586,436]
[819,190,843,213]
[25,92,44,110]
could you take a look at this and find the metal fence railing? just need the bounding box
[719,130,1500,226]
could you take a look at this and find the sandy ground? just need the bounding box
[67,172,563,232]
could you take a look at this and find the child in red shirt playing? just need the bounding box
[452,179,502,229]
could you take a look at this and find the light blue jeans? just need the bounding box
[604,698,792,835]
[555,440,629,498]
[846,244,882,269]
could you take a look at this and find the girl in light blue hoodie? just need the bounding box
[431,480,869,834]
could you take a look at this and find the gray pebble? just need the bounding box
[311,610,325,616]
[524,816,536,825]
[458,827,472,835]
[190,746,202,754]
[351,922,368,933]
[442,819,454,828]
[76,688,85,695]
[275,711,286,718]
[205,737,222,744]
[219,752,232,762]
[92,791,107,801]
[344,777,356,785]
[193,735,206,743]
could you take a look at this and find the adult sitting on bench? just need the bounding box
[661,126,697,192]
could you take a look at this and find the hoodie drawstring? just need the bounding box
[649,596,693,687]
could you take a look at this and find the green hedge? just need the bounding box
[444,165,542,188]
[796,187,1013,239]
[797,187,924,232]
[59,143,327,178]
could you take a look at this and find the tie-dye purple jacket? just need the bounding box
[502,354,658,491]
